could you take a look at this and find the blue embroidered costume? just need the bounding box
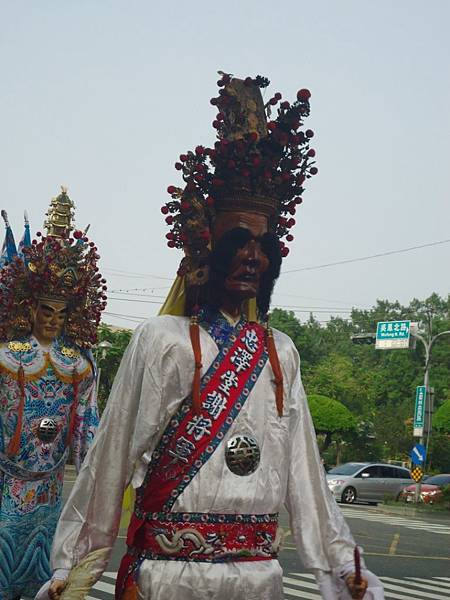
[0,190,106,599]
[0,337,98,598]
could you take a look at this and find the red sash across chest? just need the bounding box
[130,321,267,525]
[116,321,273,598]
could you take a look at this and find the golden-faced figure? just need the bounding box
[31,299,68,345]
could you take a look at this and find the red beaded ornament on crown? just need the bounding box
[161,73,318,262]
[0,192,107,347]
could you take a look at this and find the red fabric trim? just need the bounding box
[7,364,25,455]
[138,322,266,516]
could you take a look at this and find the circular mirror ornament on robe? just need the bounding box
[225,434,260,476]
[36,417,58,443]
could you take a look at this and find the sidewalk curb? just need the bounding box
[378,503,450,520]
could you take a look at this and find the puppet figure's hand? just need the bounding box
[346,573,369,599]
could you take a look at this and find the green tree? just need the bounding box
[433,399,450,433]
[428,433,450,473]
[307,393,357,466]
[96,324,133,413]
[269,294,450,467]
[307,394,356,448]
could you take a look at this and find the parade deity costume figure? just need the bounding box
[44,75,383,600]
[0,190,106,599]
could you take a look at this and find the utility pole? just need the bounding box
[412,315,450,501]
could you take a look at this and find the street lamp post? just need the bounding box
[352,320,450,503]
[412,328,450,501]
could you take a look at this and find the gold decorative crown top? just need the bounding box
[221,78,268,142]
[44,187,75,238]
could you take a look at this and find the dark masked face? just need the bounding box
[32,299,67,345]
[208,212,282,316]
[224,234,270,299]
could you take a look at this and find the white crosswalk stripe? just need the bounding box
[85,571,450,599]
[340,506,450,535]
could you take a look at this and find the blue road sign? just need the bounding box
[410,443,426,465]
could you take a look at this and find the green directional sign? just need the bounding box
[413,385,426,437]
[376,320,411,349]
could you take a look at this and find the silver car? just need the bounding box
[326,462,413,505]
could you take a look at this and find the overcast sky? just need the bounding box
[1,1,449,329]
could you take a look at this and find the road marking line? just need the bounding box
[94,572,450,600]
[339,509,450,535]
[377,591,422,600]
[381,580,449,599]
[398,577,450,593]
[283,586,320,599]
[282,546,449,560]
[283,576,319,590]
[92,580,116,593]
[407,576,450,587]
[389,532,400,555]
[366,551,450,560]
[380,593,422,600]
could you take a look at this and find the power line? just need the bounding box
[102,309,347,326]
[103,311,146,323]
[273,291,360,307]
[104,238,450,283]
[109,286,171,293]
[273,306,352,314]
[112,288,361,308]
[107,295,358,314]
[108,292,169,298]
[282,238,450,275]
[103,268,173,281]
[108,296,167,304]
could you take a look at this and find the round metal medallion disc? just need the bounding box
[37,418,58,443]
[225,434,260,476]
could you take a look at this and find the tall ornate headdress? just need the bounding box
[0,188,107,346]
[160,73,318,417]
[161,72,317,284]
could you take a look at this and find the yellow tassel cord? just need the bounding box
[120,486,136,529]
[7,364,25,456]
[189,317,203,414]
[266,327,284,417]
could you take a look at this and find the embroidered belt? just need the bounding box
[0,447,69,480]
[128,512,280,563]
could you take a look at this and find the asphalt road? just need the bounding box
[62,472,450,599]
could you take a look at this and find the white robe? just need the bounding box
[49,315,384,599]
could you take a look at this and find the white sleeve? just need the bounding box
[283,346,384,598]
[284,346,356,571]
[51,320,166,572]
